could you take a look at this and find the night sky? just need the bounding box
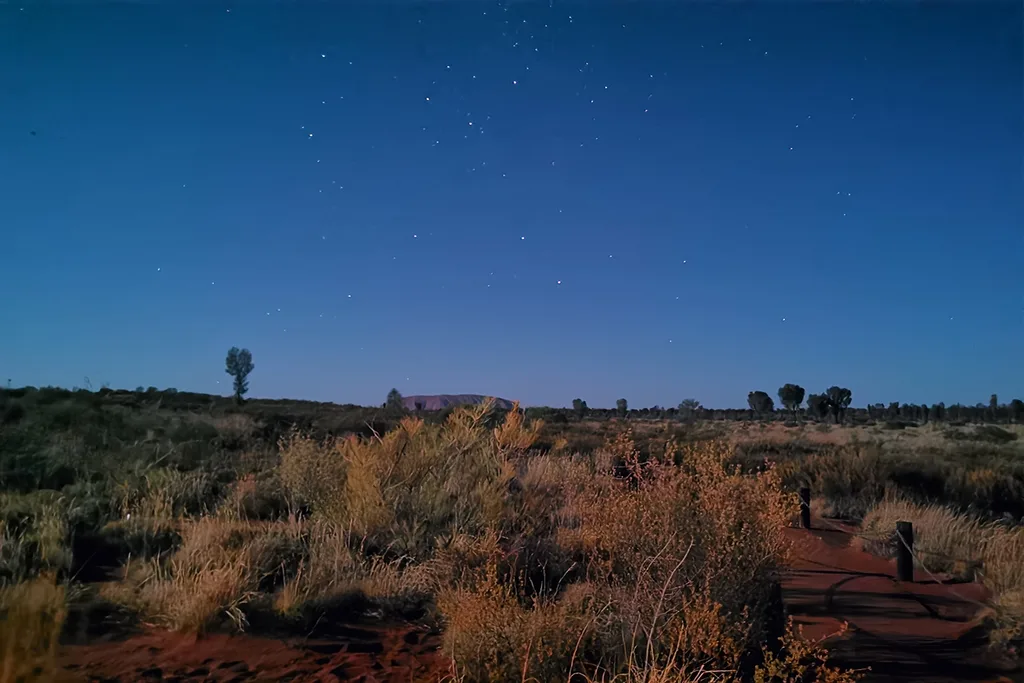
[3,3,1021,409]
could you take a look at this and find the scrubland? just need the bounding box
[1,386,1022,680]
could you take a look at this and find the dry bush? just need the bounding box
[435,427,802,681]
[0,492,75,579]
[861,497,1024,649]
[208,413,259,441]
[272,520,418,617]
[218,471,289,522]
[439,560,609,683]
[773,446,889,519]
[113,467,216,521]
[106,517,305,633]
[279,401,539,558]
[0,574,67,683]
[553,438,796,673]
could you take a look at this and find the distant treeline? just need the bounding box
[542,388,1023,426]
[2,384,1021,428]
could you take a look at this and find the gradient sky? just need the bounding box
[3,2,1021,409]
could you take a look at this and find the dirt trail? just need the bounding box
[782,519,1020,683]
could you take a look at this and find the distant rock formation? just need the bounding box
[401,394,516,412]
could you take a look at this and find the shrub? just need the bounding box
[0,574,67,683]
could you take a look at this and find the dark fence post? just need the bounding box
[896,521,914,582]
[799,487,811,529]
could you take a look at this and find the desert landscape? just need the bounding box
[5,2,1019,681]
[2,384,1022,682]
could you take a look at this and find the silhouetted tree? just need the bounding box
[385,388,406,416]
[747,391,774,418]
[824,386,852,424]
[777,384,805,418]
[616,398,628,418]
[678,398,702,421]
[224,347,255,404]
[1010,399,1024,424]
[806,394,829,421]
[572,398,589,421]
[1007,397,1024,423]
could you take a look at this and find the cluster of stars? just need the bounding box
[147,4,884,344]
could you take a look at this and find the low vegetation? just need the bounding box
[1,383,1022,679]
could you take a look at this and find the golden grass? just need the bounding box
[0,574,67,683]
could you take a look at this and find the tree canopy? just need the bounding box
[224,347,254,404]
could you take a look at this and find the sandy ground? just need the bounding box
[57,621,448,682]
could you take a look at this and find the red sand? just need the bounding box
[57,622,449,682]
[782,519,1020,683]
[56,521,1021,682]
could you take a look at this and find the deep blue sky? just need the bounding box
[2,2,1021,409]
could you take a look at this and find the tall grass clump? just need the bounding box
[0,574,67,683]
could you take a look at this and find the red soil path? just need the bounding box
[782,518,1020,683]
[57,622,449,682]
[56,521,1022,683]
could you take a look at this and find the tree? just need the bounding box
[747,391,774,418]
[678,398,702,422]
[224,347,255,404]
[777,384,805,418]
[616,398,628,418]
[824,386,852,424]
[572,398,589,421]
[1010,399,1023,424]
[386,388,406,415]
[806,394,829,421]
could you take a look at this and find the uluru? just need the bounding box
[400,394,516,411]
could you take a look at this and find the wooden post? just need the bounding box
[896,521,914,582]
[799,487,811,529]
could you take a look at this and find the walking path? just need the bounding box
[782,518,1020,683]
